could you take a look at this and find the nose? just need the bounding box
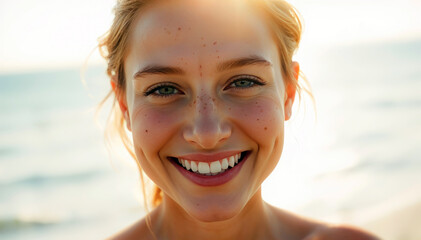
[183,93,231,149]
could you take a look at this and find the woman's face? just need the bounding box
[122,0,293,221]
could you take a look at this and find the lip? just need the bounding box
[176,150,243,162]
[170,151,250,187]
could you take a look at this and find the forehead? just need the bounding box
[127,0,278,69]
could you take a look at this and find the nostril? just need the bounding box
[182,110,232,149]
[183,128,231,149]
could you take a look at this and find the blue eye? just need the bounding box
[144,84,181,97]
[226,75,265,90]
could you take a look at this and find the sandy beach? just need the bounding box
[364,200,421,240]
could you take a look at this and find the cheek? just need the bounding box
[131,105,183,162]
[229,97,284,145]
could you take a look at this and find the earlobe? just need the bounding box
[284,61,299,121]
[124,110,132,131]
[284,98,293,121]
[110,79,132,131]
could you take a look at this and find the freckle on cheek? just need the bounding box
[264,127,267,130]
[145,129,148,133]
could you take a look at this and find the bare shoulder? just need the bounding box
[106,207,160,240]
[266,204,379,240]
[267,205,320,239]
[106,217,153,240]
[303,224,381,240]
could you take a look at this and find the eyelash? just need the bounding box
[224,75,266,90]
[143,83,182,98]
[143,75,265,98]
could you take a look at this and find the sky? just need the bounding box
[0,0,420,73]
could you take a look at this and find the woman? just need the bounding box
[99,0,379,239]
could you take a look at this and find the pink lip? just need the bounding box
[170,151,250,187]
[176,150,243,162]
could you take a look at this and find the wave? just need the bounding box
[0,169,106,189]
[0,217,58,232]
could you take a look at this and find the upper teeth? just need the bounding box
[177,153,242,175]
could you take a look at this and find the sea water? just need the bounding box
[263,39,421,225]
[0,67,144,239]
[1,39,420,239]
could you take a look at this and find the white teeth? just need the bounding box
[210,161,222,173]
[229,156,235,167]
[221,158,229,170]
[198,162,210,174]
[191,161,198,172]
[177,152,245,175]
[185,160,191,170]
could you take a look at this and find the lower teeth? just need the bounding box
[192,164,236,176]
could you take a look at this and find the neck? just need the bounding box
[151,188,279,240]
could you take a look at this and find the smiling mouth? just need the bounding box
[168,151,250,176]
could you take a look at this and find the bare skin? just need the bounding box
[107,0,381,239]
[109,190,379,240]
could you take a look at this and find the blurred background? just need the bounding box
[0,0,420,239]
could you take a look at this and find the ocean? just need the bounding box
[1,39,420,239]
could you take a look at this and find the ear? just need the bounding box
[111,77,132,131]
[284,61,299,121]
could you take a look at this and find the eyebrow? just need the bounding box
[217,55,272,72]
[133,55,272,79]
[133,65,185,79]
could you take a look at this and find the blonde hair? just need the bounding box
[98,0,311,209]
